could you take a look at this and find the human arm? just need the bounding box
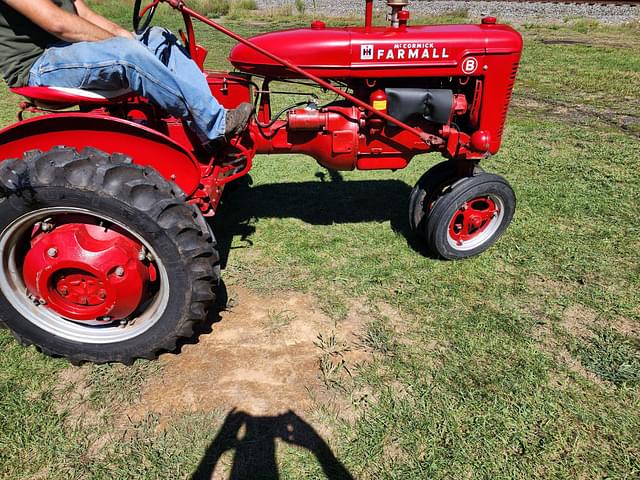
[73,0,133,39]
[2,0,115,42]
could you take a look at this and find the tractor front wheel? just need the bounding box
[425,173,516,259]
[0,147,219,364]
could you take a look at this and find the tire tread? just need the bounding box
[0,147,218,364]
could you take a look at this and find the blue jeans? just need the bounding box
[28,27,225,141]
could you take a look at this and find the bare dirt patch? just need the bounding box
[555,347,609,388]
[52,365,99,427]
[612,316,640,339]
[526,276,574,297]
[539,36,635,50]
[541,39,591,46]
[127,287,377,422]
[511,94,640,137]
[533,322,609,388]
[561,304,598,339]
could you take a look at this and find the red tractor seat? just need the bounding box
[11,86,133,107]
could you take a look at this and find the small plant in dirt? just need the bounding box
[361,319,397,356]
[267,308,296,333]
[315,331,352,391]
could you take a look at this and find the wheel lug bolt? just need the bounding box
[98,290,107,299]
[47,247,58,258]
[114,266,125,277]
[59,286,69,296]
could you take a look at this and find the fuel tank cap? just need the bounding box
[311,20,326,30]
[482,16,497,24]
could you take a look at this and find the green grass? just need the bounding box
[0,3,639,479]
[573,327,640,387]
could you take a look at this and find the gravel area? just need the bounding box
[256,0,640,25]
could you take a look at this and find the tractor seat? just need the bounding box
[11,86,133,108]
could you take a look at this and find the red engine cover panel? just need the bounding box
[229,23,522,79]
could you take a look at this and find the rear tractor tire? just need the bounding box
[0,147,219,364]
[409,161,515,259]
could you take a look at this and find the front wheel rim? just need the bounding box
[0,207,170,344]
[446,194,505,252]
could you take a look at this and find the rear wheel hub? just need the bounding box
[22,223,149,322]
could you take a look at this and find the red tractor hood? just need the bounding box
[229,23,523,79]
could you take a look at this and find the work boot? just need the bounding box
[224,102,254,138]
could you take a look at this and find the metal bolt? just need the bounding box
[38,299,47,305]
[138,248,147,261]
[114,266,125,277]
[47,247,58,258]
[98,290,107,299]
[59,286,69,296]
[41,222,53,232]
[99,316,112,323]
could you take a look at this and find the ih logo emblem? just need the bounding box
[462,57,478,75]
[360,44,374,60]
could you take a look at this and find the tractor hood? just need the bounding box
[229,22,523,79]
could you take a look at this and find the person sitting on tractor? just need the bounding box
[0,0,254,144]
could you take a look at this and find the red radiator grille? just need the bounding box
[497,61,520,139]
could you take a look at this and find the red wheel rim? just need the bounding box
[22,223,150,322]
[448,196,499,246]
[0,208,170,344]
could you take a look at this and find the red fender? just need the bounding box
[0,113,201,196]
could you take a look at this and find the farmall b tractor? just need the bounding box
[0,0,523,363]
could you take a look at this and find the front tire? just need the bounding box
[425,173,516,259]
[0,147,219,364]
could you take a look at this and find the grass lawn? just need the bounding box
[0,2,638,479]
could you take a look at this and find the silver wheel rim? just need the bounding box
[0,207,169,344]
[446,194,505,252]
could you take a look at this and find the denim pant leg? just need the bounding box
[28,35,225,141]
[136,27,226,139]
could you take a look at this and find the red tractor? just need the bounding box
[0,0,523,363]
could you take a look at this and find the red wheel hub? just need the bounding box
[449,196,498,245]
[22,223,150,321]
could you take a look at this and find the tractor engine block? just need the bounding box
[227,1,523,171]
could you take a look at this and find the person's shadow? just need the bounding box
[191,409,354,480]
